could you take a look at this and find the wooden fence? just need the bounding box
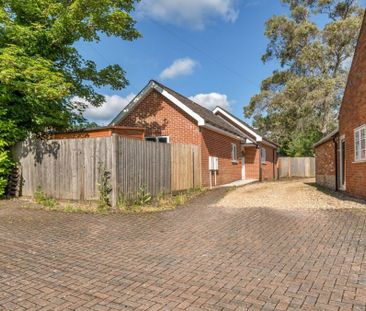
[171,144,201,191]
[14,135,201,205]
[278,157,315,178]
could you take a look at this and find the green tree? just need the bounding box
[0,0,141,195]
[245,0,363,156]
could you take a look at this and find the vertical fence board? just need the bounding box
[278,157,315,178]
[171,144,201,191]
[14,136,202,204]
[114,137,172,200]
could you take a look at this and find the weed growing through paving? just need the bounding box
[34,187,58,209]
[135,185,152,206]
[97,162,112,212]
[116,187,206,213]
[30,185,206,215]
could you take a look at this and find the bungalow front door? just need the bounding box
[241,156,246,180]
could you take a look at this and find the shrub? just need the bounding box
[0,149,13,197]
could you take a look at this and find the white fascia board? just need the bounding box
[213,107,262,142]
[110,81,155,125]
[242,143,257,147]
[156,87,205,126]
[202,124,242,141]
[110,81,206,127]
[259,140,278,149]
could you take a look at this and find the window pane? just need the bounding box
[231,144,237,161]
[362,149,366,160]
[355,130,360,143]
[145,137,156,142]
[261,149,266,163]
[355,130,360,160]
[157,137,168,143]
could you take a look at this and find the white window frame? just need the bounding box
[145,136,170,143]
[354,125,366,162]
[261,148,267,164]
[231,143,238,162]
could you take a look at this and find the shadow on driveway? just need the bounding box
[305,181,366,205]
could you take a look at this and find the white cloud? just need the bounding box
[138,0,239,30]
[190,93,230,111]
[80,94,135,125]
[159,58,198,80]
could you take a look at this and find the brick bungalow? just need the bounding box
[213,107,278,180]
[111,80,277,187]
[314,12,366,199]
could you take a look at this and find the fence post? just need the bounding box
[111,134,119,207]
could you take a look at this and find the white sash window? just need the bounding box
[354,125,366,161]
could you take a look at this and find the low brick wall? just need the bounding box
[316,175,336,190]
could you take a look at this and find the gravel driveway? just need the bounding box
[0,179,366,311]
[217,178,366,210]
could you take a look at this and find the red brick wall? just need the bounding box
[315,140,337,190]
[338,14,366,198]
[118,89,242,187]
[119,90,201,145]
[245,147,260,180]
[201,128,242,187]
[244,145,277,180]
[260,144,276,180]
[214,111,277,181]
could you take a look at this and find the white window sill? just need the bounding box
[353,160,366,163]
[232,160,238,164]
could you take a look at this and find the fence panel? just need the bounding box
[14,137,112,201]
[115,137,171,200]
[14,136,201,204]
[171,144,201,191]
[278,157,315,178]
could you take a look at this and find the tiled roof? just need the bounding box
[313,129,339,148]
[212,106,278,148]
[151,80,247,139]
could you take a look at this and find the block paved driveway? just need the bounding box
[1,179,366,311]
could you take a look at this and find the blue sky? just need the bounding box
[75,0,361,125]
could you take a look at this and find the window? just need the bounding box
[261,148,267,164]
[354,125,366,161]
[145,137,156,142]
[145,136,170,143]
[231,143,237,162]
[157,136,169,143]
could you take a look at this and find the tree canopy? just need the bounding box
[0,0,141,195]
[245,0,363,156]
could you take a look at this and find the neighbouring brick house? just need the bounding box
[111,80,278,187]
[213,107,278,181]
[51,126,145,140]
[314,12,366,199]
